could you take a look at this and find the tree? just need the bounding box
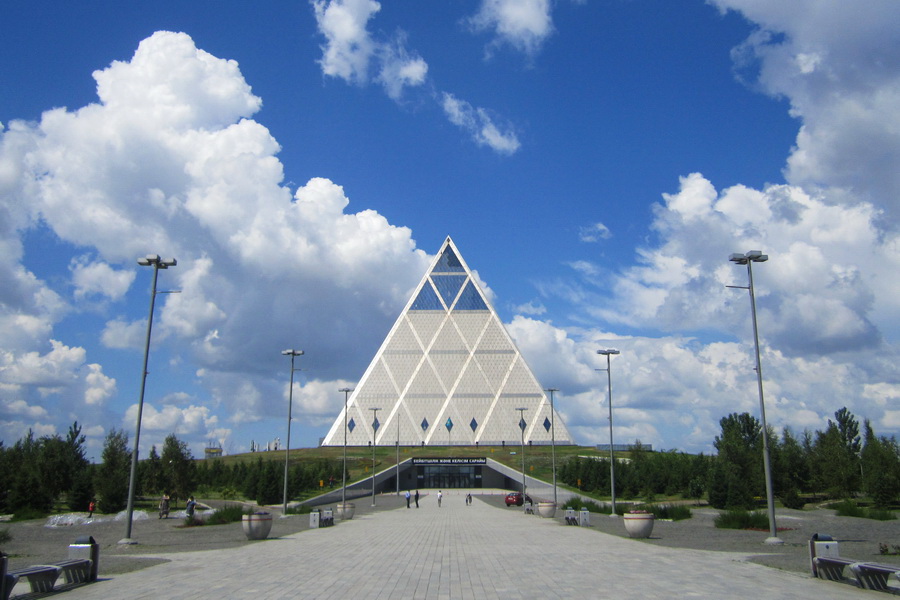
[161,434,196,503]
[810,422,856,497]
[709,413,769,509]
[860,420,900,507]
[95,429,131,513]
[141,445,164,496]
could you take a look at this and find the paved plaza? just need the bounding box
[31,494,877,600]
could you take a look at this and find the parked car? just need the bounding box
[504,492,533,506]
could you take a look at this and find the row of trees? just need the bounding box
[0,424,343,516]
[559,407,900,509]
[0,425,197,516]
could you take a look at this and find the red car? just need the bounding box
[504,492,533,506]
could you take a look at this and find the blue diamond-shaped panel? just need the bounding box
[421,418,429,431]
[445,418,453,431]
[519,418,526,431]
[470,418,478,432]
[543,417,551,432]
[373,418,380,431]
[348,418,355,433]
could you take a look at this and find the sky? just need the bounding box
[2,0,899,460]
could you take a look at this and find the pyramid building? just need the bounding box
[322,237,573,448]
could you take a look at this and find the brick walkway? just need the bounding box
[50,496,869,600]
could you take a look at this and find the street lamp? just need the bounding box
[340,388,353,507]
[545,389,559,505]
[515,408,528,500]
[597,349,620,517]
[370,407,381,507]
[121,255,176,544]
[395,411,400,496]
[281,349,304,516]
[728,250,783,545]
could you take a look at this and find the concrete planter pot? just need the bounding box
[242,512,273,540]
[623,511,655,538]
[336,502,355,520]
[537,501,557,518]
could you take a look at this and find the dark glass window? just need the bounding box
[433,274,467,306]
[454,281,488,310]
[411,283,443,310]
[432,246,465,273]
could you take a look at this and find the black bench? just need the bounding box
[6,564,61,595]
[851,562,900,591]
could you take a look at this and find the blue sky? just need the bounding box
[2,0,899,459]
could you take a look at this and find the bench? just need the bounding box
[851,562,900,591]
[813,556,858,581]
[6,565,61,595]
[53,558,94,585]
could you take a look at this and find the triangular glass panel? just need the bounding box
[432,245,465,273]
[348,418,356,433]
[470,418,478,432]
[454,281,488,311]
[433,274,467,306]
[421,418,429,431]
[411,283,443,311]
[543,417,551,432]
[445,417,453,431]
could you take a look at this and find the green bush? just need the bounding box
[0,528,10,545]
[285,504,312,515]
[714,509,769,530]
[562,497,609,514]
[780,488,806,510]
[865,508,896,521]
[833,500,866,518]
[645,504,692,521]
[12,507,47,521]
[205,504,245,525]
[182,515,204,527]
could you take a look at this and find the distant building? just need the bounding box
[321,237,573,447]
[204,441,223,459]
[596,443,652,452]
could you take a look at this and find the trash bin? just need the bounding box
[68,535,99,581]
[579,508,591,527]
[309,509,320,529]
[565,508,577,525]
[322,509,334,527]
[809,533,839,577]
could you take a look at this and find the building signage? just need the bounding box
[411,457,486,465]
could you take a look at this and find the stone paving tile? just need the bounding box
[44,497,873,600]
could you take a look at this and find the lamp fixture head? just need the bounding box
[597,349,620,356]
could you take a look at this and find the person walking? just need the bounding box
[414,489,419,508]
[186,495,196,518]
[87,499,96,519]
[158,494,170,519]
[405,490,411,508]
[437,490,442,508]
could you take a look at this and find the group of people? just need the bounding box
[158,494,196,519]
[404,489,421,508]
[403,490,473,507]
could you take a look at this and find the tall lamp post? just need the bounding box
[728,250,782,545]
[515,408,528,499]
[597,349,620,517]
[545,389,559,505]
[121,255,176,544]
[370,407,381,507]
[339,388,353,507]
[281,349,304,516]
[396,412,400,496]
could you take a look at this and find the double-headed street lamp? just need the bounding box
[515,407,528,499]
[340,388,353,507]
[122,255,176,545]
[597,349,620,517]
[545,389,559,505]
[281,349,304,516]
[728,250,782,545]
[370,407,381,507]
